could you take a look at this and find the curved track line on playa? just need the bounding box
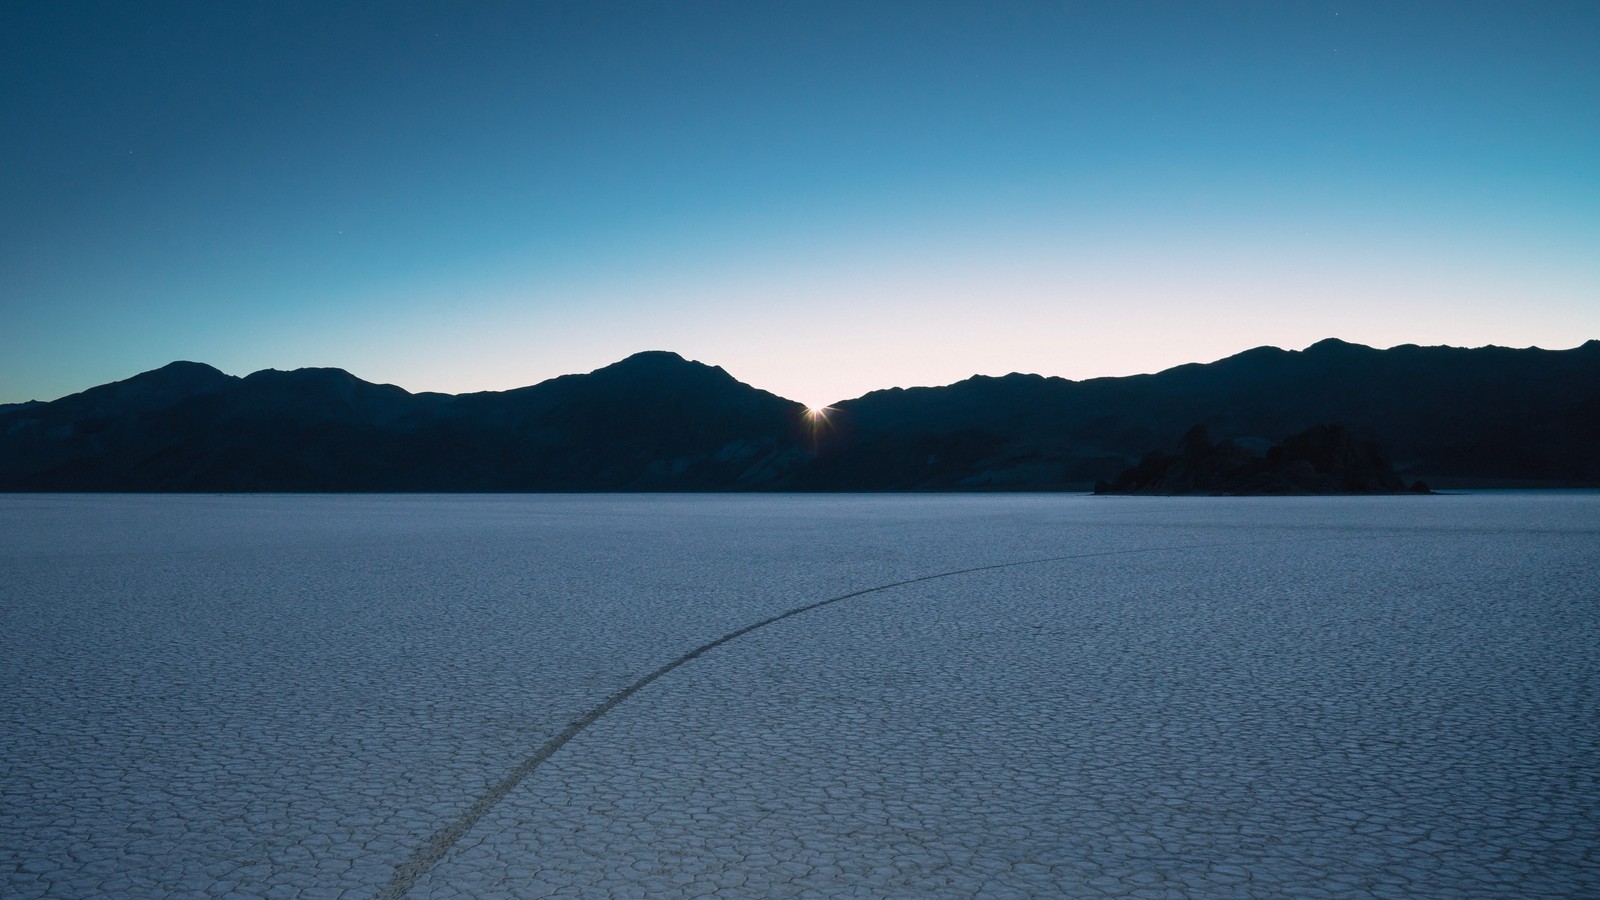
[379,537,1317,897]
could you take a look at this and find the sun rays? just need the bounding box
[803,405,835,454]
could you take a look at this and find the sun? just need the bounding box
[802,405,834,452]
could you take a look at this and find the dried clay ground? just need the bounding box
[3,493,1597,897]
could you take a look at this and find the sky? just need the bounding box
[3,1,1597,409]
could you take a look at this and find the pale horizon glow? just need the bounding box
[3,3,1596,408]
[16,331,1597,415]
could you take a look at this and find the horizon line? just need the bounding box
[7,336,1598,410]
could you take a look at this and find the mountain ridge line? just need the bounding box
[3,338,1596,491]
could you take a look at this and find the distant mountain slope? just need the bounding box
[431,351,810,490]
[1094,424,1423,496]
[0,352,808,491]
[1,340,1595,491]
[794,339,1600,489]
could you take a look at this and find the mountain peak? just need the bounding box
[41,360,239,417]
[153,359,226,374]
[606,350,695,369]
[591,350,730,380]
[244,366,365,384]
[134,360,232,384]
[623,349,687,362]
[1303,338,1370,353]
[116,360,235,394]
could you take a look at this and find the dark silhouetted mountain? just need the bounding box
[1094,424,1426,495]
[0,352,808,491]
[791,338,1600,490]
[1,340,1595,491]
[431,351,810,491]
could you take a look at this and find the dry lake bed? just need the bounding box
[3,493,1597,898]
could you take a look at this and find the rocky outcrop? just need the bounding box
[1094,424,1431,495]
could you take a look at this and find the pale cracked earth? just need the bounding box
[2,493,1597,898]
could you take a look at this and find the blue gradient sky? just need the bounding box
[4,1,1597,408]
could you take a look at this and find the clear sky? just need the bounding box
[3,1,1597,408]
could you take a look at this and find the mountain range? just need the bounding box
[2,339,1596,491]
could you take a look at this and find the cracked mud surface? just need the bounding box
[4,493,1598,897]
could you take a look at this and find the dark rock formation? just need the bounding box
[1,339,1595,491]
[827,338,1600,489]
[0,352,810,492]
[1094,424,1427,495]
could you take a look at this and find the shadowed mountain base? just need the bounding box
[2,339,1595,491]
[1096,424,1432,495]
